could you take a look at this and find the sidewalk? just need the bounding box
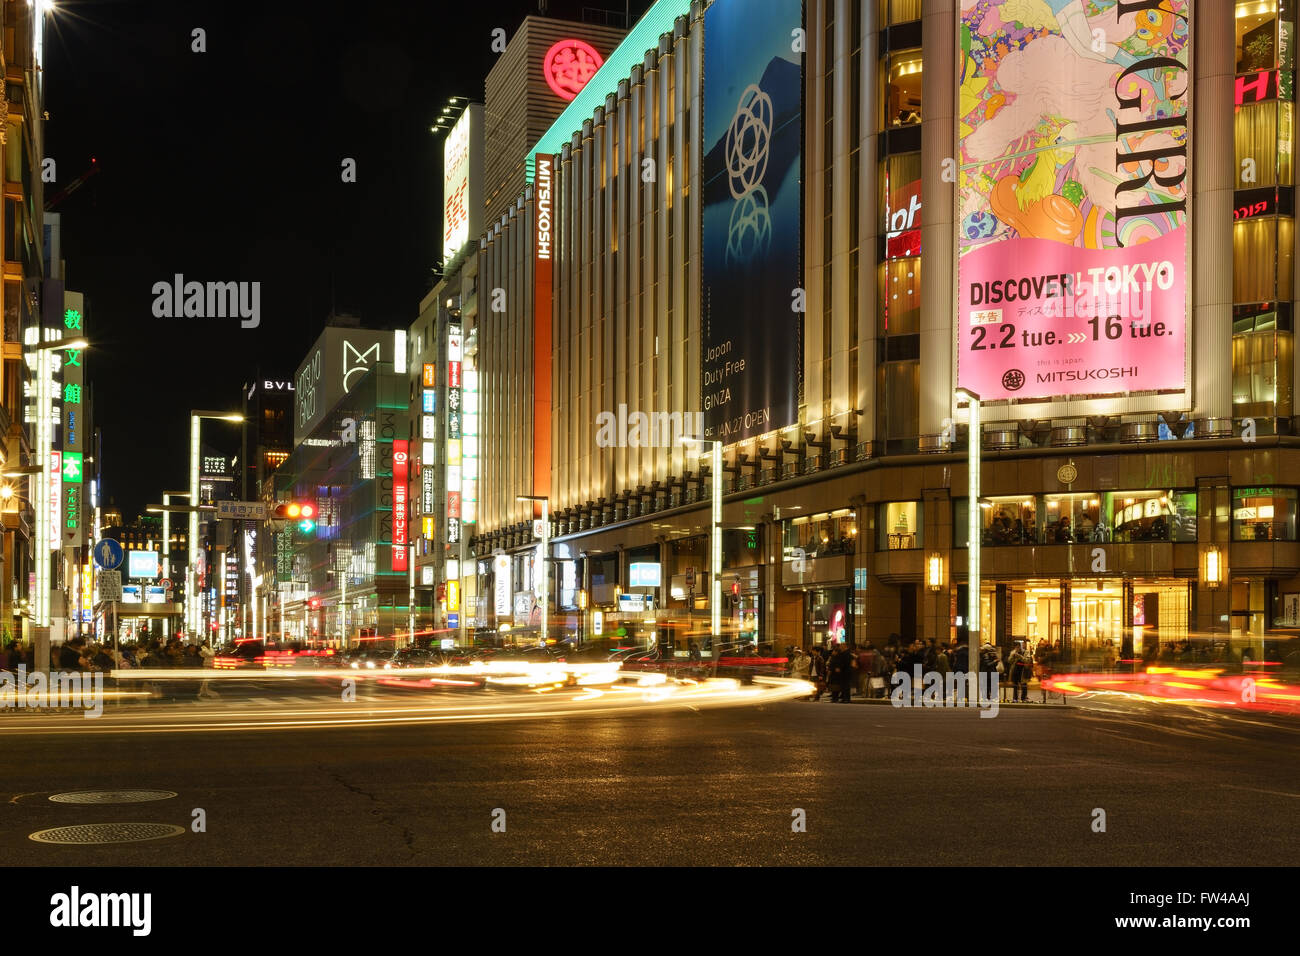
[803,679,1070,708]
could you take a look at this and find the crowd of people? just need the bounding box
[0,635,215,672]
[787,634,1060,703]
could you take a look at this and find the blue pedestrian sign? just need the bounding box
[93,538,124,570]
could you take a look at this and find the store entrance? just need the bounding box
[980,579,1190,667]
[807,588,851,648]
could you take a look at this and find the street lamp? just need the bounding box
[680,436,723,651]
[955,387,982,693]
[189,411,244,638]
[516,495,549,643]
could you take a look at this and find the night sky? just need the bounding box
[42,0,651,518]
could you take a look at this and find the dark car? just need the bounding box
[382,647,444,671]
[341,644,396,671]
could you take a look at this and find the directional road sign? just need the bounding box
[217,500,268,520]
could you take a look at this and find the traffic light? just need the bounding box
[273,501,316,533]
[308,596,321,610]
[731,580,741,608]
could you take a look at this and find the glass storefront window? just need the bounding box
[879,258,921,334]
[1233,216,1295,304]
[1234,101,1294,186]
[1232,310,1295,416]
[878,0,921,24]
[1236,2,1279,74]
[980,495,1038,545]
[875,360,919,446]
[784,510,857,557]
[877,501,921,550]
[880,49,922,129]
[1042,494,1099,544]
[1232,486,1298,540]
[1108,491,1197,542]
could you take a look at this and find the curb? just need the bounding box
[799,696,1070,708]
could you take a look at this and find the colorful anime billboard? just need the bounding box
[957,0,1190,403]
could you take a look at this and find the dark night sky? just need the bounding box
[42,0,651,518]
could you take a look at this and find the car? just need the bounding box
[382,647,445,670]
[341,644,396,670]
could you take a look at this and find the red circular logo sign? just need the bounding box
[543,39,604,101]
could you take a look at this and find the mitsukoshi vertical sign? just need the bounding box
[701,0,802,442]
[957,0,1189,404]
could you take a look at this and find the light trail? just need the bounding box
[0,673,812,736]
[1043,666,1300,715]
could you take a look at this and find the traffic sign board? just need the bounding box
[160,578,172,590]
[217,500,268,520]
[93,538,124,570]
[98,569,122,601]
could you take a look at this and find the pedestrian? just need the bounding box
[829,642,855,702]
[1007,641,1031,702]
[790,646,811,682]
[856,642,873,699]
[58,640,81,671]
[979,641,1002,700]
[810,646,829,701]
[934,643,950,702]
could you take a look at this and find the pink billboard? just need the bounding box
[956,0,1190,403]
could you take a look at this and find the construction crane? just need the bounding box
[44,157,100,211]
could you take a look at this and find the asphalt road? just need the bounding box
[3,691,1297,866]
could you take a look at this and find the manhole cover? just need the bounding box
[50,790,178,805]
[29,823,185,845]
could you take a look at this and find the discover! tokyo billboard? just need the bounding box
[956,0,1190,404]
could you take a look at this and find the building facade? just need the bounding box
[261,323,415,643]
[438,0,1298,664]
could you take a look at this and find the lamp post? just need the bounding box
[517,495,549,643]
[955,387,982,695]
[681,436,723,653]
[161,489,188,608]
[188,410,244,639]
[577,587,588,645]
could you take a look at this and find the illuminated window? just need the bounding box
[1232,486,1297,540]
[878,0,921,24]
[1232,309,1294,417]
[1108,491,1197,543]
[877,501,921,550]
[1235,1,1279,74]
[880,49,922,130]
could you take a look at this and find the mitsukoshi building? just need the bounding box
[442,0,1298,661]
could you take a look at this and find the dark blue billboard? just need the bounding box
[701,0,802,443]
